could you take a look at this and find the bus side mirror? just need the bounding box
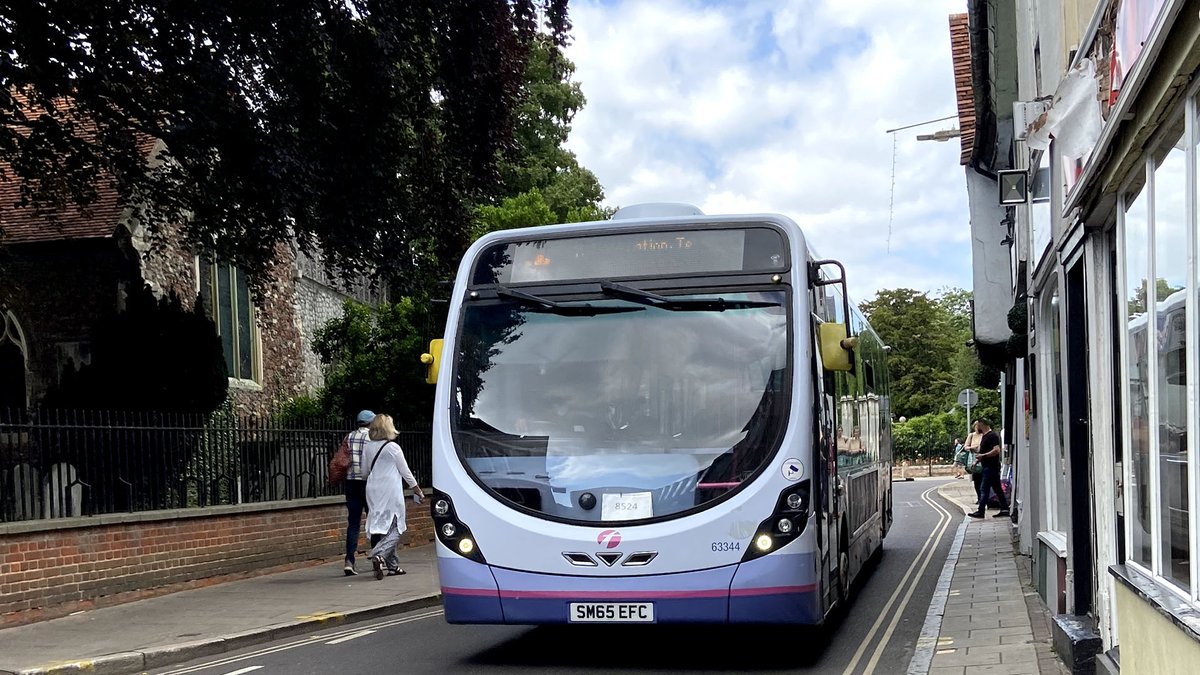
[421,339,444,384]
[818,323,856,372]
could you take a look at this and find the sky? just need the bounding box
[563,0,972,303]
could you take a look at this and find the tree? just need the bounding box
[0,1,571,293]
[471,190,557,241]
[496,34,608,223]
[1128,277,1185,315]
[860,288,963,418]
[312,297,441,423]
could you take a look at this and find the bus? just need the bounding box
[421,203,892,625]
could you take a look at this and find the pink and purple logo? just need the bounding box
[597,529,622,549]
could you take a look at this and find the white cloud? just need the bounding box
[564,0,972,303]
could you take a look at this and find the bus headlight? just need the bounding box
[742,480,811,562]
[430,489,487,563]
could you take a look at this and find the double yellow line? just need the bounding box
[842,485,955,675]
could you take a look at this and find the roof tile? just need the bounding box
[949,13,976,166]
[1,94,154,245]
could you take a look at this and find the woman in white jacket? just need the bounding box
[362,414,425,580]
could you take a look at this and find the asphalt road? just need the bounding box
[153,478,960,675]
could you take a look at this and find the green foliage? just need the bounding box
[496,34,609,224]
[271,394,339,428]
[860,288,965,418]
[313,298,441,424]
[891,397,996,464]
[0,1,572,292]
[1128,277,1185,315]
[472,190,558,240]
[44,283,228,413]
[1007,301,1029,333]
[893,413,956,463]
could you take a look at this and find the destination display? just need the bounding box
[471,227,787,285]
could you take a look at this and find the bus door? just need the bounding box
[812,317,839,569]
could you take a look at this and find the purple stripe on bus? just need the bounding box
[490,563,739,593]
[496,588,728,599]
[729,584,817,596]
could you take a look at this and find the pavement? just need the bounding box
[0,479,1067,675]
[919,478,1068,675]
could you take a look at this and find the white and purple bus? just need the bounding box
[421,203,892,625]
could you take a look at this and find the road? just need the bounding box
[152,478,960,675]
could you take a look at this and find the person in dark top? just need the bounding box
[967,418,1009,519]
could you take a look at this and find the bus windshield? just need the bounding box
[451,290,789,523]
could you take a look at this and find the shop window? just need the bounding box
[198,260,260,383]
[1119,106,1196,600]
[1122,178,1152,569]
[1030,150,1052,267]
[1041,285,1069,532]
[1152,128,1189,591]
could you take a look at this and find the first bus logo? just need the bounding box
[597,529,621,549]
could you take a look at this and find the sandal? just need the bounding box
[386,568,406,576]
[371,556,384,580]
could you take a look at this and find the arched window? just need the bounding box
[0,309,29,409]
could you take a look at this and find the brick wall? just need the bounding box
[0,497,435,627]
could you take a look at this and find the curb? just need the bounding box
[1,594,443,675]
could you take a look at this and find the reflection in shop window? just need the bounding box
[1154,128,1189,591]
[1122,180,1152,569]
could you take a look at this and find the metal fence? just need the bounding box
[0,408,432,523]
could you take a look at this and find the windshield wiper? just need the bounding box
[599,281,780,312]
[496,286,643,316]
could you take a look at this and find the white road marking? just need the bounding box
[907,516,969,674]
[220,667,263,675]
[324,629,376,645]
[160,609,444,674]
[842,485,954,675]
[863,487,956,675]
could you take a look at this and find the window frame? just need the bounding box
[1037,277,1069,533]
[1117,93,1200,606]
[196,257,262,385]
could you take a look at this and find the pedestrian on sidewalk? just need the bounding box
[341,410,375,576]
[363,414,426,580]
[952,436,983,499]
[967,419,1009,519]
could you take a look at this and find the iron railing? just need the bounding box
[0,408,432,523]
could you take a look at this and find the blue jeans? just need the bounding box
[344,479,367,563]
[977,465,1009,512]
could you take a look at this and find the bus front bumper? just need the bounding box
[437,550,821,625]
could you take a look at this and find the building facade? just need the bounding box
[955,0,1200,671]
[0,162,381,416]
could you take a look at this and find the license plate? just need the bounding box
[569,602,655,623]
